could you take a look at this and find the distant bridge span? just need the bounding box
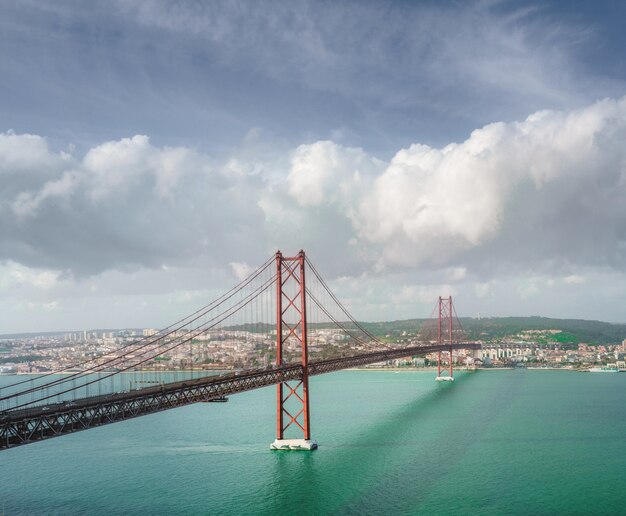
[0,343,479,450]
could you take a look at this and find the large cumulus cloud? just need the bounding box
[0,133,267,276]
[4,97,626,280]
[282,97,626,275]
[3,96,626,329]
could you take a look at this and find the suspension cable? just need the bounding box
[305,287,391,351]
[9,271,277,411]
[305,257,393,349]
[1,256,274,403]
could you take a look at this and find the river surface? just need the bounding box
[1,369,625,515]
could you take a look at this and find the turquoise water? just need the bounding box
[1,369,625,515]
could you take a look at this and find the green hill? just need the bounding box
[361,316,626,347]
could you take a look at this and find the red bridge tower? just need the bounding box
[270,250,317,450]
[436,296,457,382]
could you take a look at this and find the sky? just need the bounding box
[2,0,626,332]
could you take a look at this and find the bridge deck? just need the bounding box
[0,343,479,450]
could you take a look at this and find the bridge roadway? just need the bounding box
[0,343,479,450]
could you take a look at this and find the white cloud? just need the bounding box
[229,262,254,282]
[3,96,626,329]
[348,96,626,270]
[518,282,539,299]
[12,170,80,217]
[0,131,63,173]
[0,131,266,276]
[258,96,626,279]
[43,301,59,311]
[287,141,382,208]
[0,262,60,290]
[448,267,467,281]
[4,97,626,283]
[563,275,586,285]
[392,284,458,305]
[83,135,197,201]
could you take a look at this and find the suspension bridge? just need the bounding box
[0,251,479,451]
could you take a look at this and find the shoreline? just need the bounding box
[2,367,612,377]
[345,366,595,372]
[0,369,231,377]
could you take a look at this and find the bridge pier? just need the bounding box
[270,438,318,450]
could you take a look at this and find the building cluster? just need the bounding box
[415,330,626,370]
[1,327,625,375]
[0,330,139,374]
[469,329,626,369]
[368,329,626,370]
[471,343,626,369]
[0,327,363,374]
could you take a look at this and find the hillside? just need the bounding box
[3,318,625,348]
[361,316,626,347]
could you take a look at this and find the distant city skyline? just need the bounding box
[2,0,626,332]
